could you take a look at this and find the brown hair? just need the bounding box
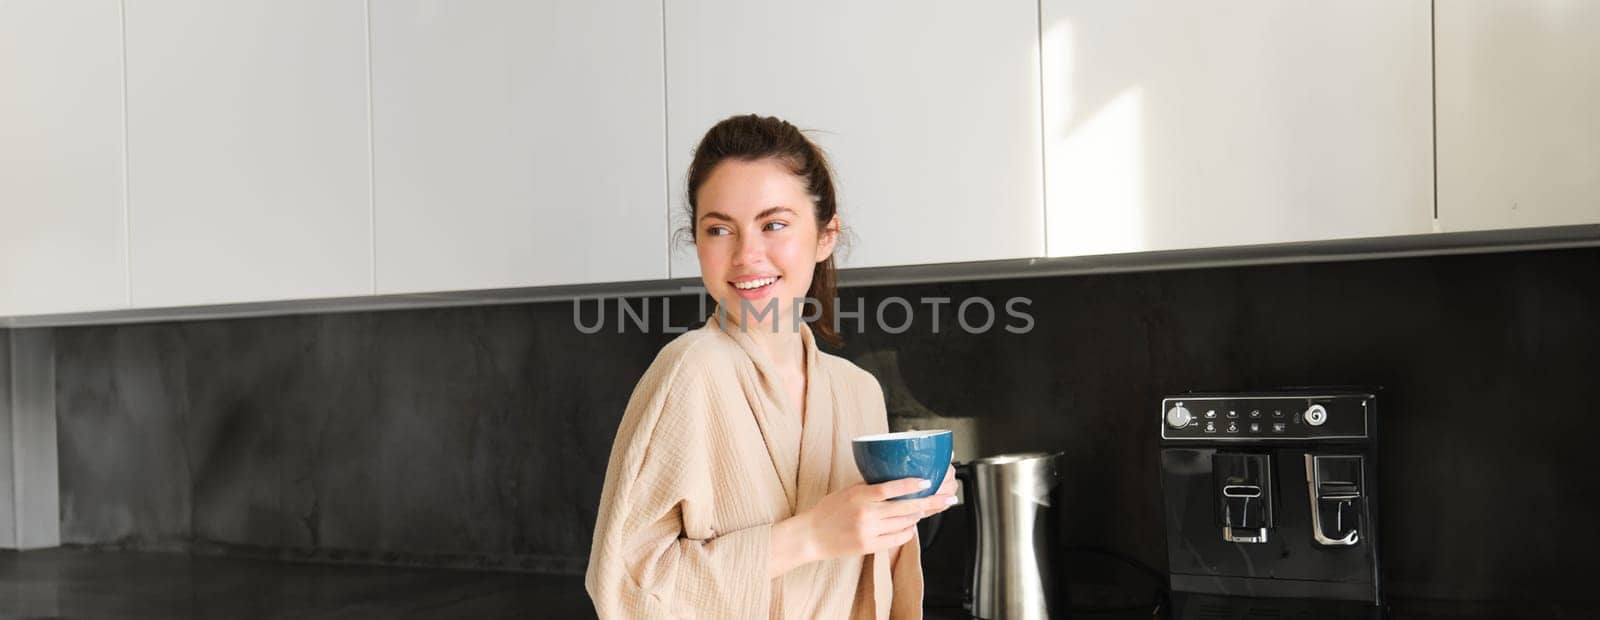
[684,114,844,348]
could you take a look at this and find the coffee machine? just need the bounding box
[1158,390,1382,618]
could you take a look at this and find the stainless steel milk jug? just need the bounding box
[957,452,1065,619]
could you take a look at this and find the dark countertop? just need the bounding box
[8,548,1584,619]
[1,548,1142,619]
[0,549,1005,619]
[0,548,593,619]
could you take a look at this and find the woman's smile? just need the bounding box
[730,274,782,300]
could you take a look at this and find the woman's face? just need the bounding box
[694,158,838,332]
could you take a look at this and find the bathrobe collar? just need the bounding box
[710,310,840,514]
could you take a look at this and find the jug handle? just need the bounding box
[954,461,978,606]
[919,461,972,550]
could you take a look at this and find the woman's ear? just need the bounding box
[816,214,841,262]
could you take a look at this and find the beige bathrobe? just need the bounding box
[586,316,923,619]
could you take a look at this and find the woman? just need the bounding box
[585,114,957,618]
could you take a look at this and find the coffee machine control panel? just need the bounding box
[1161,393,1371,441]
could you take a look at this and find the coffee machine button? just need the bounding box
[1272,422,1286,433]
[1226,421,1239,433]
[1250,409,1262,418]
[1205,409,1218,419]
[1305,404,1329,426]
[1166,405,1194,428]
[1273,409,1285,418]
[1227,410,1239,419]
[1204,421,1216,433]
[1249,422,1261,433]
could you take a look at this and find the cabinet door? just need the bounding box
[124,0,371,307]
[1041,0,1433,256]
[0,0,128,317]
[665,0,1044,277]
[1436,1,1600,231]
[371,1,667,294]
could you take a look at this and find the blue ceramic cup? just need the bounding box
[851,430,954,500]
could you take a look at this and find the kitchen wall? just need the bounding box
[50,246,1600,609]
[3,327,60,550]
[50,303,675,573]
[1,328,12,548]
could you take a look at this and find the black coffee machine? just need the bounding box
[1159,389,1382,618]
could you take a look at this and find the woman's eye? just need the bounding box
[763,221,788,232]
[704,225,731,237]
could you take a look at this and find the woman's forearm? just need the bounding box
[767,514,815,579]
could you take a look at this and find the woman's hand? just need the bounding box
[891,465,959,566]
[768,477,957,579]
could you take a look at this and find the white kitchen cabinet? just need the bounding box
[124,0,372,307]
[1041,0,1433,257]
[0,0,128,317]
[1436,1,1600,231]
[664,0,1044,277]
[370,1,667,294]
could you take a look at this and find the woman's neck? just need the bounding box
[720,309,807,376]
[746,327,806,376]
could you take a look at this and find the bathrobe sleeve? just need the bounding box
[585,337,774,619]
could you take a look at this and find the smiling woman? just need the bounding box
[684,114,845,347]
[585,114,957,619]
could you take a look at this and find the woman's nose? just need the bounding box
[733,232,764,264]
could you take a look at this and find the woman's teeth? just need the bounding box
[733,276,778,290]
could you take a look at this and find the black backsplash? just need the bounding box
[50,246,1600,607]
